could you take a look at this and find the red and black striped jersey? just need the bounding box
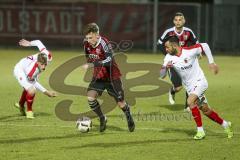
[158,26,198,47]
[83,36,121,80]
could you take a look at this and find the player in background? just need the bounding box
[158,12,198,109]
[14,39,57,119]
[81,23,135,132]
[160,36,233,140]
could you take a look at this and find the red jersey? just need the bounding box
[83,36,121,80]
[158,26,198,47]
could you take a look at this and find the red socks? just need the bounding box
[191,105,224,127]
[26,93,35,112]
[19,89,36,112]
[19,89,27,107]
[191,106,202,127]
[207,110,223,125]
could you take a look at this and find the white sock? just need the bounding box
[221,120,228,129]
[197,127,204,132]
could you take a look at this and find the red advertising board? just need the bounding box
[0,2,198,48]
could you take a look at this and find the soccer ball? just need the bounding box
[76,117,92,133]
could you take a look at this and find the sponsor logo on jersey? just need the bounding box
[89,54,99,59]
[179,41,185,46]
[181,64,192,70]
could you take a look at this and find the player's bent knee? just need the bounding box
[87,96,96,101]
[200,105,211,115]
[175,86,182,92]
[117,101,126,108]
[87,98,99,110]
[187,100,195,108]
[87,90,98,99]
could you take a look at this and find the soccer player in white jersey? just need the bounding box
[158,12,199,108]
[160,36,233,140]
[14,39,57,119]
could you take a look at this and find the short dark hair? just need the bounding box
[37,53,47,65]
[163,36,179,46]
[174,12,184,18]
[83,23,99,35]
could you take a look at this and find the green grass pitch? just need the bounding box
[0,48,239,160]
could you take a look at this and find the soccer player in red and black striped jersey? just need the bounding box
[158,12,199,109]
[81,23,135,132]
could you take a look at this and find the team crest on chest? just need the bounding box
[183,35,188,41]
[184,58,188,63]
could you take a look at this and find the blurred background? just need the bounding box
[0,0,239,53]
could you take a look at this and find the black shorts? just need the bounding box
[168,68,182,88]
[87,78,124,102]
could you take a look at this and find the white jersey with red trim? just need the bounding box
[163,44,206,90]
[16,40,52,82]
[18,54,40,81]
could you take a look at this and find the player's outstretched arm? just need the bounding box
[19,39,46,51]
[34,82,57,97]
[19,39,52,62]
[200,43,219,75]
[30,40,46,51]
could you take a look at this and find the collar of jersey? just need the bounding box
[92,36,102,48]
[174,26,184,36]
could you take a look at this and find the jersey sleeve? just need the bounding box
[162,54,171,66]
[158,29,171,55]
[93,38,113,67]
[30,40,52,62]
[158,29,170,45]
[188,29,199,45]
[34,81,47,93]
[200,43,214,64]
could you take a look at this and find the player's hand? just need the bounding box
[81,63,89,70]
[18,39,31,47]
[19,39,31,47]
[44,90,57,97]
[166,61,173,68]
[209,63,219,75]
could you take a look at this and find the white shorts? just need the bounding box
[186,78,208,102]
[14,64,36,91]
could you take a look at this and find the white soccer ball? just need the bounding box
[76,117,92,133]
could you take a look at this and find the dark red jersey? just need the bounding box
[158,26,198,47]
[83,36,121,80]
